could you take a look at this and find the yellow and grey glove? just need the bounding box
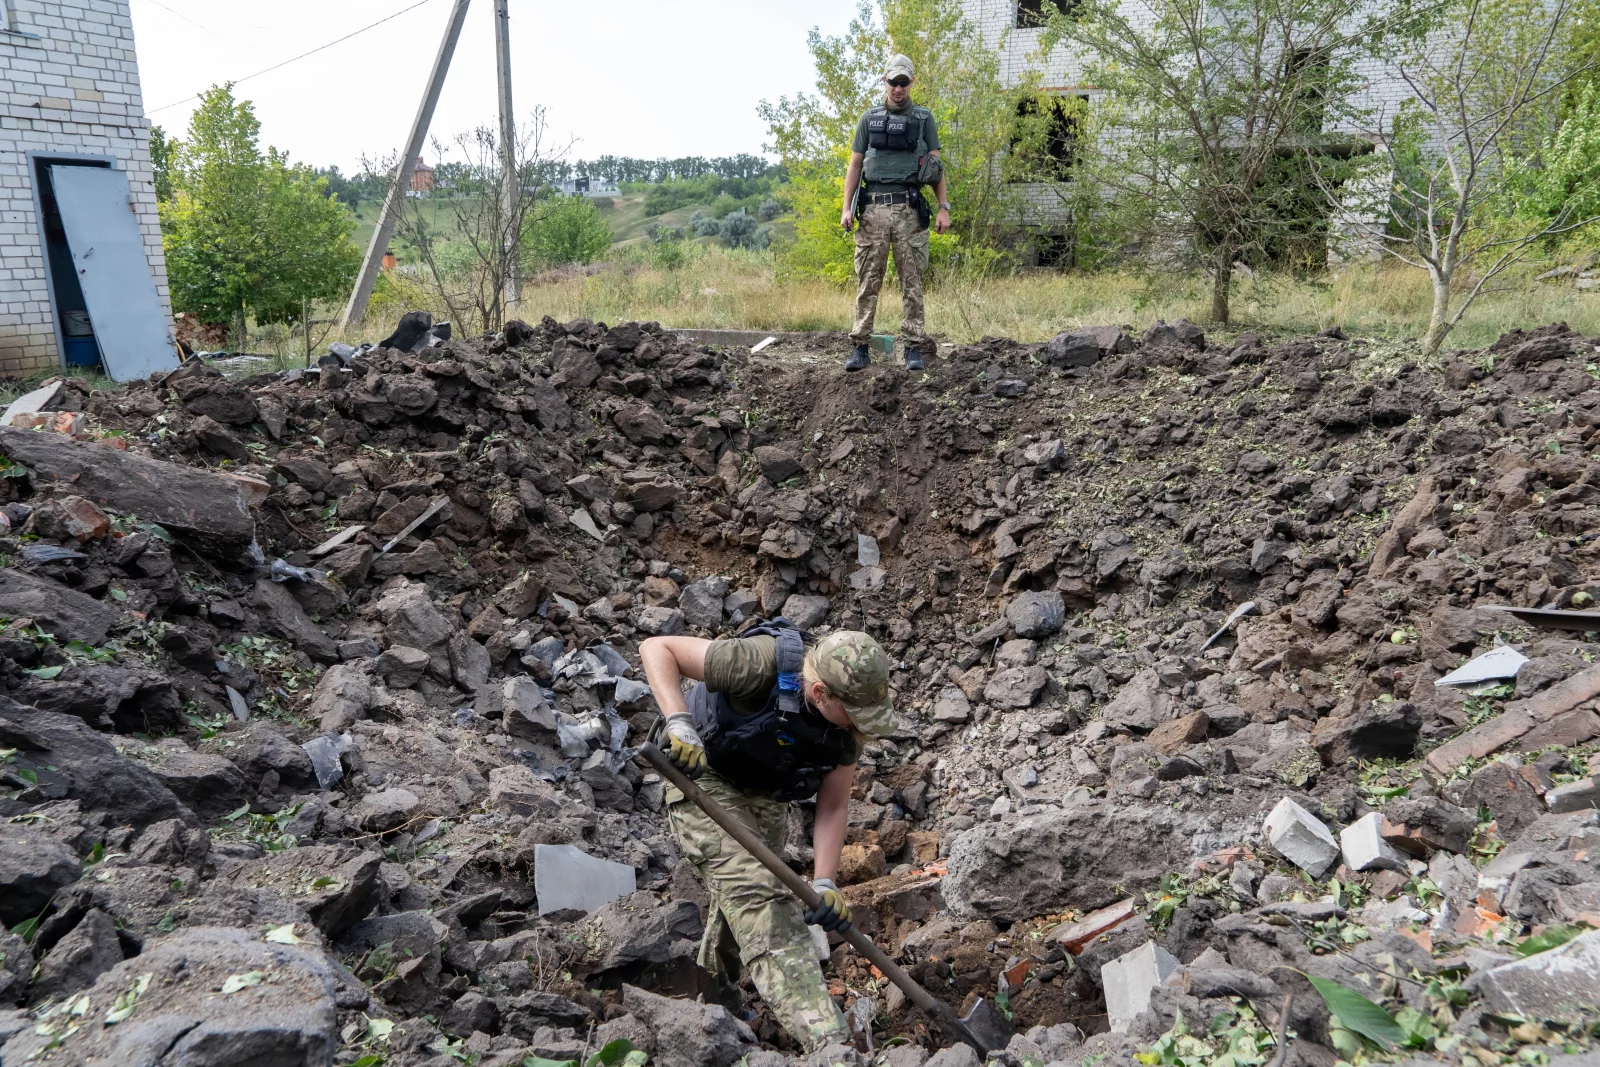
[663,715,706,778]
[804,878,852,933]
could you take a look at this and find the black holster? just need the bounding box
[913,189,932,230]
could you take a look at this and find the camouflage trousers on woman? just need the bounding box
[666,771,848,1052]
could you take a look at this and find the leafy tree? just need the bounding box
[1042,0,1392,323]
[1357,0,1594,356]
[524,194,613,268]
[160,85,359,337]
[148,124,174,204]
[759,0,1019,281]
[1523,79,1600,226]
[312,165,387,210]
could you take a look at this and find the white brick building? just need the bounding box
[963,0,1420,261]
[0,0,170,378]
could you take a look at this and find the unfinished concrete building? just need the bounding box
[965,0,1421,266]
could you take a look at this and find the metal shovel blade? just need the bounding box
[959,997,1014,1052]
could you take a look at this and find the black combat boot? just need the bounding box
[844,345,871,372]
[903,347,926,371]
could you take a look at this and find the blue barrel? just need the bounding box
[62,335,100,368]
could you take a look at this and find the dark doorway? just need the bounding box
[32,156,111,370]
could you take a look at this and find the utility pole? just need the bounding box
[340,0,474,329]
[494,0,520,308]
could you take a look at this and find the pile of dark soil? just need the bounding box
[0,312,1598,1067]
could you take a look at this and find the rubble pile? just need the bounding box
[0,313,1599,1066]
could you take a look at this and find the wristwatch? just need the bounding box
[938,201,952,211]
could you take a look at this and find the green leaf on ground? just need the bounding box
[24,666,63,680]
[221,970,265,994]
[264,923,303,945]
[586,1039,639,1067]
[1307,975,1405,1049]
[1516,924,1586,957]
[104,972,152,1024]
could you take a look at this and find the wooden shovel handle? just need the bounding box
[636,743,989,1053]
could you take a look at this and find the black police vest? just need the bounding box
[866,106,919,151]
[685,618,853,802]
[863,106,927,186]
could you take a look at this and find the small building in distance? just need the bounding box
[408,159,435,196]
[0,0,175,379]
[558,175,619,198]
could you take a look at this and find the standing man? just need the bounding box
[841,53,951,373]
[639,624,897,1051]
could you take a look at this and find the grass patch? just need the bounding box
[474,249,1600,349]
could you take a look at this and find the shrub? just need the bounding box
[757,197,784,221]
[524,195,613,268]
[690,211,722,237]
[719,209,759,248]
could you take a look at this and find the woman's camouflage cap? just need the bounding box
[813,630,895,737]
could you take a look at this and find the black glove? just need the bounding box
[804,878,852,933]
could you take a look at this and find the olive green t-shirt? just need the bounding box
[702,635,860,765]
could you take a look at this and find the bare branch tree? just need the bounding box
[1348,0,1594,356]
[390,108,571,333]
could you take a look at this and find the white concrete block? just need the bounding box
[1103,941,1180,1032]
[1340,811,1409,872]
[1263,796,1340,878]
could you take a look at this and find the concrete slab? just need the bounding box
[534,843,636,917]
[1102,940,1179,1031]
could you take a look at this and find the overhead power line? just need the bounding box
[142,0,240,44]
[147,0,438,116]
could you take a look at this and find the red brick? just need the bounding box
[1519,664,1600,723]
[1051,897,1137,954]
[1148,710,1210,755]
[56,495,109,541]
[1520,709,1600,750]
[1424,711,1535,776]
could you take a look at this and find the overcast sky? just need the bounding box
[128,0,860,174]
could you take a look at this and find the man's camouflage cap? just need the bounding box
[813,630,895,738]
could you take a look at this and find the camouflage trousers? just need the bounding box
[666,771,847,1052]
[851,201,929,351]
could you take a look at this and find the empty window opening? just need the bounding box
[1017,0,1079,27]
[1010,95,1086,182]
[1034,231,1076,269]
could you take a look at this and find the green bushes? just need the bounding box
[643,174,785,218]
[524,195,613,269]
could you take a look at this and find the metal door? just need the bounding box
[50,165,178,381]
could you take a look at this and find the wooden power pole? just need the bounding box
[495,0,520,307]
[341,0,475,329]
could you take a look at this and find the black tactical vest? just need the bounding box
[685,619,853,801]
[862,105,929,186]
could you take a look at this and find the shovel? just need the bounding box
[637,742,1012,1055]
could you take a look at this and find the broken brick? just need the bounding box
[1050,897,1138,954]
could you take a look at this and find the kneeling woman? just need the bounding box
[639,624,896,1051]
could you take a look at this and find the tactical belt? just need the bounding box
[866,191,915,205]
